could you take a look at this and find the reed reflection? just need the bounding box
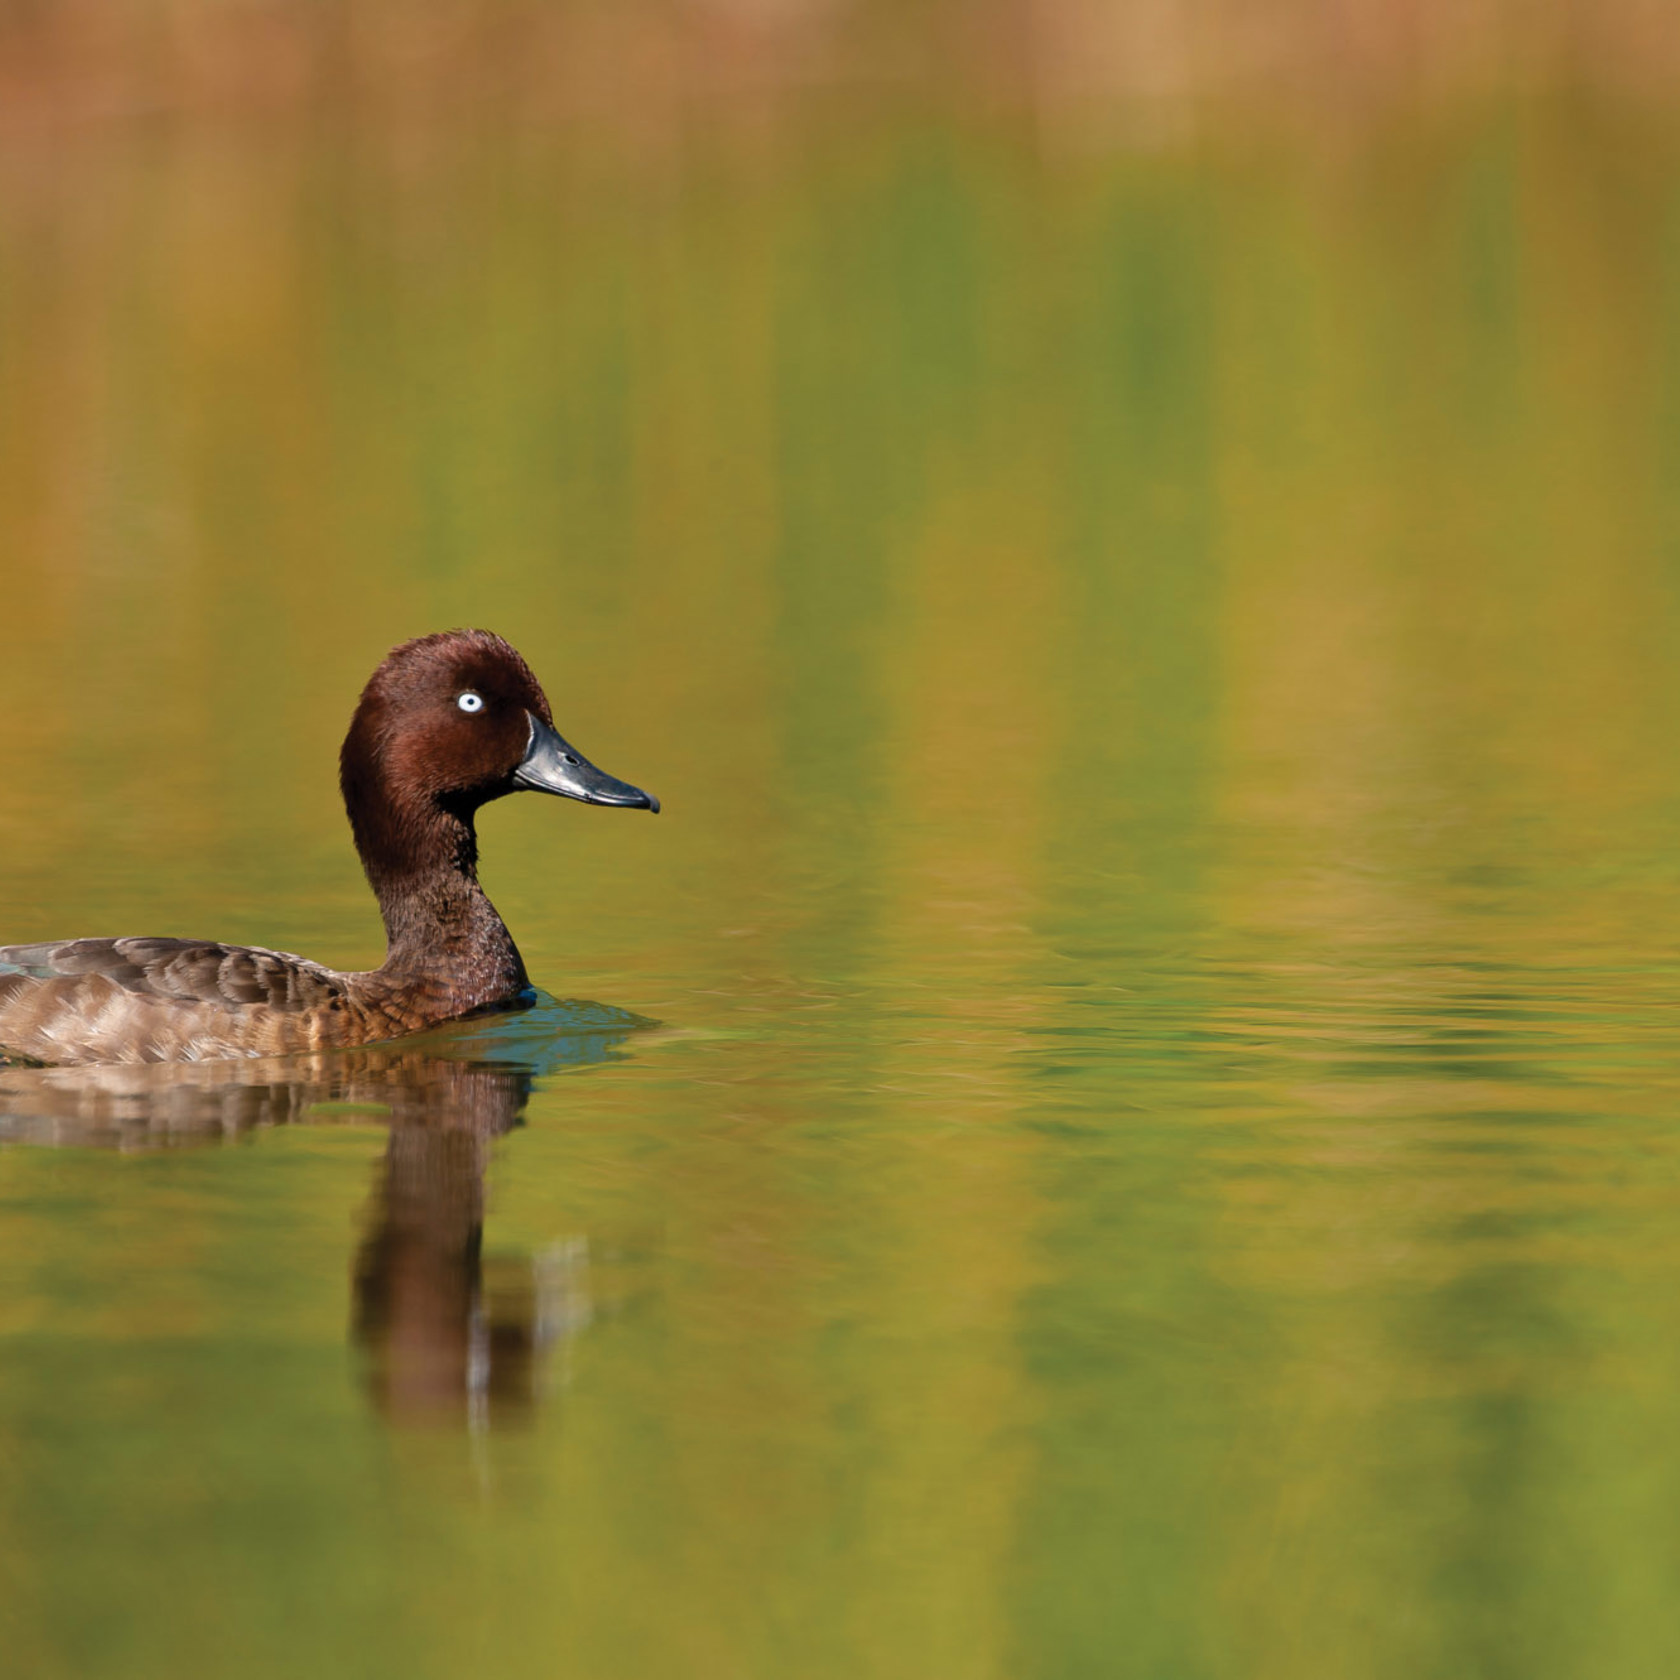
[0,1000,641,1429]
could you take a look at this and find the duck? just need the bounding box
[0,629,658,1068]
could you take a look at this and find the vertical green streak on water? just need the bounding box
[1009,166,1230,1680]
[1052,168,1220,946]
[772,144,1009,990]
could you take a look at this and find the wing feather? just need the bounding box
[0,938,354,1066]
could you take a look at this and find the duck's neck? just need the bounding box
[359,804,528,1018]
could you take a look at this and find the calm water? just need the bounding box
[5,102,1680,1678]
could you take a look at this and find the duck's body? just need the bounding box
[0,630,657,1068]
[0,929,503,1066]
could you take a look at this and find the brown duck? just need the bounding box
[0,629,658,1067]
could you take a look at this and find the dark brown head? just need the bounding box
[340,629,657,885]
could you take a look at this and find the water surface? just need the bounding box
[4,101,1680,1679]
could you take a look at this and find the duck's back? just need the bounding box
[0,938,365,1066]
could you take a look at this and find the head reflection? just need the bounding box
[0,1000,641,1428]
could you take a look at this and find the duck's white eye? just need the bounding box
[456,691,485,714]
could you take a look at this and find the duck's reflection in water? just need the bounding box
[347,1062,591,1428]
[0,998,643,1428]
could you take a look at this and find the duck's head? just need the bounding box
[341,629,657,879]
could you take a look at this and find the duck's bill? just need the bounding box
[513,714,660,812]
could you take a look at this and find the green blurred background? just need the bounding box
[7,4,1680,1678]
